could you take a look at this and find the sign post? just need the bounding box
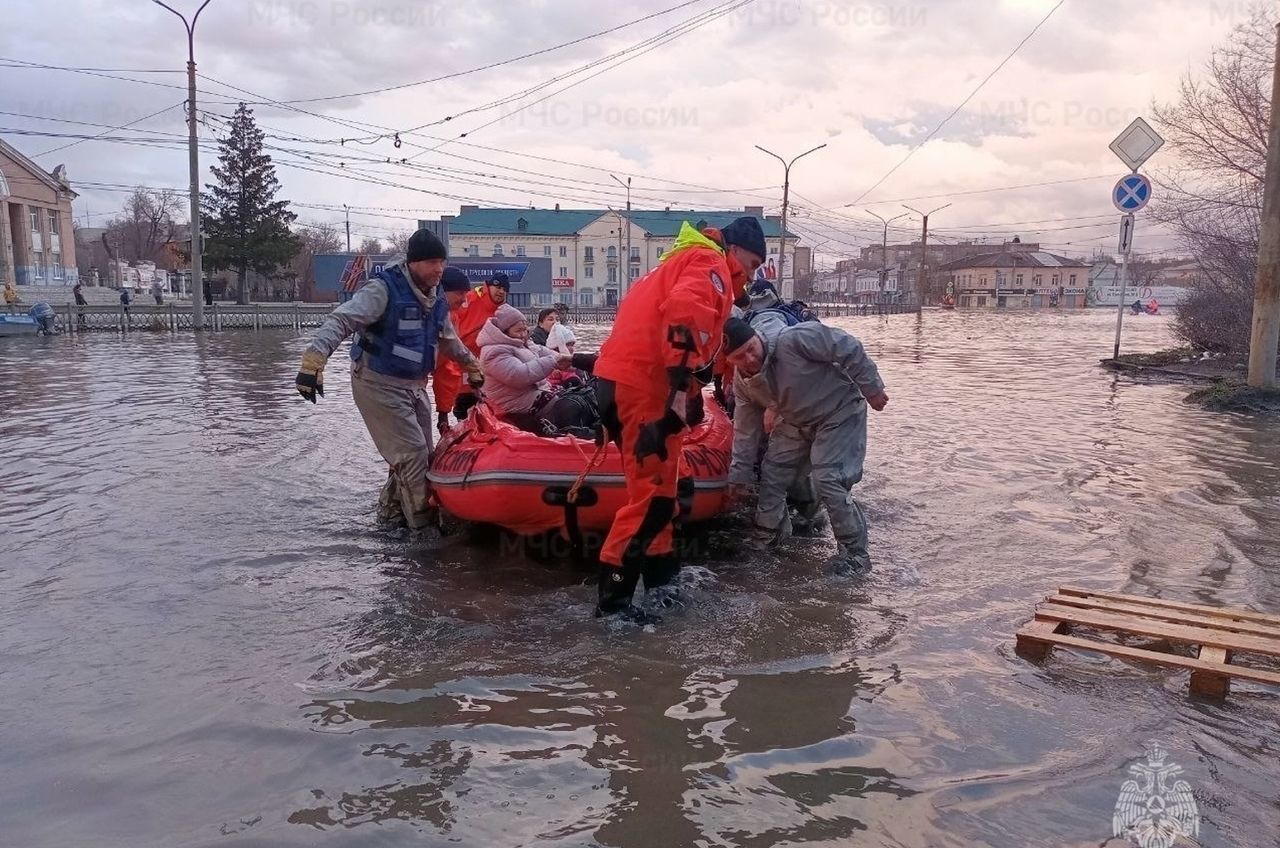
[1108,118,1164,359]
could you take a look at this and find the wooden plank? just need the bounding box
[1058,586,1280,627]
[1190,647,1232,699]
[1025,631,1280,688]
[1043,596,1280,642]
[1015,619,1063,662]
[1033,606,1280,657]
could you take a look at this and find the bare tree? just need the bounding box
[357,236,383,255]
[1151,5,1274,355]
[387,230,412,255]
[105,188,185,268]
[290,223,343,301]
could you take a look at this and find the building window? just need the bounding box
[608,266,617,283]
[629,246,640,261]
[32,250,44,279]
[1015,274,1024,286]
[584,246,594,261]
[1033,274,1043,286]
[656,246,663,258]
[29,209,40,233]
[543,245,552,257]
[559,246,567,258]
[1069,274,1077,286]
[559,266,567,277]
[1052,274,1060,286]
[607,246,617,260]
[493,244,503,256]
[516,245,526,257]
[630,266,639,280]
[469,244,479,257]
[980,275,988,287]
[584,265,594,279]
[977,296,987,307]
[51,253,63,280]
[48,211,59,235]
[579,291,593,306]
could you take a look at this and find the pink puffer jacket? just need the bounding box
[477,318,560,415]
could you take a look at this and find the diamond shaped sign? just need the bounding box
[1109,117,1165,172]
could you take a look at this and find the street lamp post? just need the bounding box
[903,202,950,306]
[755,143,826,297]
[866,210,908,303]
[153,0,214,329]
[610,174,632,295]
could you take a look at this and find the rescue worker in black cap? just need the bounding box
[295,228,484,529]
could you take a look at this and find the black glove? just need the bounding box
[666,365,693,392]
[691,361,714,385]
[437,411,450,434]
[685,390,705,427]
[571,352,598,373]
[634,409,685,464]
[453,392,479,420]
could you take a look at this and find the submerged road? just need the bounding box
[1,310,1277,847]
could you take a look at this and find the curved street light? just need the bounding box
[755,143,826,293]
[152,0,215,328]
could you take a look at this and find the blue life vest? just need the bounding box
[350,263,447,380]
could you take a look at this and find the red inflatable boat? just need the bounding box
[427,391,733,537]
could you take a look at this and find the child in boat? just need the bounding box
[546,322,585,389]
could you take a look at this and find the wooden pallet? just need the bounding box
[1015,586,1280,699]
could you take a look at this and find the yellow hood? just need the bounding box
[659,221,725,262]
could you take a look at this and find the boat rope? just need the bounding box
[567,438,609,505]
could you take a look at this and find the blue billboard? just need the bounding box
[311,255,552,307]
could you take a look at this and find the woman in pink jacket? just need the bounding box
[477,304,571,427]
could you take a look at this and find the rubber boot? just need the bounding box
[596,560,657,623]
[642,554,683,610]
[828,541,871,577]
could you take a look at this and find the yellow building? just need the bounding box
[942,249,1090,309]
[0,138,78,286]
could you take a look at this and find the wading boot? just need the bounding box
[749,513,793,549]
[790,502,829,537]
[827,542,871,578]
[595,560,658,624]
[642,554,684,610]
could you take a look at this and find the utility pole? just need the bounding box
[1248,23,1280,389]
[344,204,352,252]
[153,0,214,329]
[611,174,632,294]
[866,210,907,303]
[756,143,826,298]
[904,202,950,307]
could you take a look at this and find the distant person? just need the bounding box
[151,280,164,305]
[73,282,88,326]
[531,308,558,346]
[1131,299,1143,314]
[724,315,888,576]
[119,287,132,317]
[3,281,19,305]
[203,281,214,306]
[294,228,483,530]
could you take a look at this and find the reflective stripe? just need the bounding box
[399,319,423,330]
[392,344,424,363]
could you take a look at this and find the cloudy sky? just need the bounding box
[0,0,1256,266]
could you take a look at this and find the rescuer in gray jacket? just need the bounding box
[723,316,888,574]
[295,229,483,529]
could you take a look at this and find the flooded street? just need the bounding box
[2,310,1278,848]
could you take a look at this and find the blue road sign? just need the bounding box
[1113,174,1151,213]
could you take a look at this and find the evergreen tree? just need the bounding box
[202,103,300,304]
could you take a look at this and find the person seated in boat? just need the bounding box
[479,305,599,434]
[531,308,559,346]
[546,322,588,389]
[1131,299,1144,314]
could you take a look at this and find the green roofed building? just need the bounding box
[434,204,806,307]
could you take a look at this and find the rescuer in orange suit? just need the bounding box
[593,216,766,621]
[433,272,510,433]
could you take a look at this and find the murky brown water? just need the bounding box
[2,310,1278,848]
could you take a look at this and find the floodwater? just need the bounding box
[2,310,1278,848]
